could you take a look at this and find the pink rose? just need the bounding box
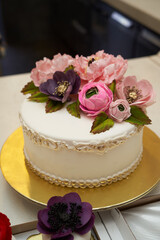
[108,99,131,123]
[30,57,54,87]
[74,51,127,85]
[79,82,113,117]
[117,76,155,107]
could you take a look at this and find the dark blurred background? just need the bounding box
[0,0,159,76]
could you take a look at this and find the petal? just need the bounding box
[77,202,92,227]
[49,96,63,102]
[37,220,51,235]
[62,85,72,103]
[79,105,96,115]
[84,99,95,110]
[137,80,153,97]
[53,71,67,84]
[38,209,51,229]
[47,79,59,95]
[71,74,81,94]
[39,80,51,95]
[62,192,82,205]
[75,214,95,235]
[123,76,137,88]
[47,196,63,208]
[65,70,76,86]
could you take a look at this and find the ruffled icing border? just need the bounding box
[20,114,142,153]
[24,148,143,188]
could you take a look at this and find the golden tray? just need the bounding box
[0,127,160,211]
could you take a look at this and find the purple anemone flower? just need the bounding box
[37,192,95,240]
[39,70,81,103]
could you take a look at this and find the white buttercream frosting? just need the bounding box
[20,99,137,147]
[20,99,143,188]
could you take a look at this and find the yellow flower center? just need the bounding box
[124,86,142,104]
[129,91,137,100]
[53,81,69,96]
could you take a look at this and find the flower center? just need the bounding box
[54,81,69,96]
[48,202,82,233]
[88,58,95,66]
[86,87,98,98]
[124,86,142,104]
[118,104,125,111]
[129,91,137,99]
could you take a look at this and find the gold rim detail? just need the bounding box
[25,151,143,189]
[20,114,142,153]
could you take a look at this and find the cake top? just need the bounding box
[37,192,95,240]
[21,51,155,134]
[21,98,137,147]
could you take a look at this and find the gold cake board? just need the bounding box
[0,127,160,211]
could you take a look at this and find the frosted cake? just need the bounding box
[20,51,155,188]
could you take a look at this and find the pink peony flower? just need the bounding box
[116,76,155,107]
[52,53,74,72]
[108,99,131,123]
[30,57,54,87]
[30,54,74,87]
[74,50,128,86]
[79,82,113,117]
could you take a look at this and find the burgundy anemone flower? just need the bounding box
[37,192,95,240]
[39,70,81,103]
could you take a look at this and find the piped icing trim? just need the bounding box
[24,147,143,188]
[20,114,142,153]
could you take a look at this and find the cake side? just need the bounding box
[20,99,143,188]
[20,99,139,151]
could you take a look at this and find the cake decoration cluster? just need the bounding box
[21,51,155,134]
[37,192,95,240]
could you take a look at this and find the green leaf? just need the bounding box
[21,81,39,95]
[108,80,116,94]
[45,99,65,113]
[90,112,114,134]
[64,65,74,73]
[66,100,80,118]
[125,106,151,125]
[28,92,48,102]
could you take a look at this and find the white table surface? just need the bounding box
[0,53,160,239]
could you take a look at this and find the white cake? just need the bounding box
[20,98,143,188]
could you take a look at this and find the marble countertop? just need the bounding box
[102,0,160,34]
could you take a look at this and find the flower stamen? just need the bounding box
[53,81,70,96]
[124,86,142,104]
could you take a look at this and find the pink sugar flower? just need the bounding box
[74,51,127,86]
[116,76,155,107]
[52,53,74,72]
[108,99,131,123]
[30,57,54,87]
[79,82,113,117]
[30,54,74,87]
